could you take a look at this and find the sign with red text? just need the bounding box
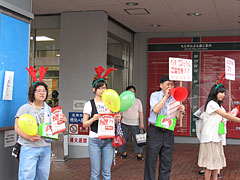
[167,100,180,119]
[225,57,235,80]
[169,57,192,81]
[69,135,88,146]
[98,114,115,139]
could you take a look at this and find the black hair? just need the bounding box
[52,90,59,99]
[204,84,226,111]
[92,79,107,92]
[28,81,48,103]
[158,74,172,91]
[160,74,170,84]
[126,85,136,92]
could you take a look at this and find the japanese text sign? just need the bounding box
[69,112,83,124]
[69,135,88,146]
[225,57,235,80]
[169,57,192,81]
[98,114,115,139]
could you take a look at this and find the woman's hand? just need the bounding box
[28,135,41,142]
[178,105,185,112]
[114,113,121,122]
[59,114,67,123]
[139,122,144,129]
[92,114,101,121]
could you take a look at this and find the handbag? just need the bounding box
[11,142,21,159]
[112,121,126,147]
[136,129,147,146]
[112,135,126,147]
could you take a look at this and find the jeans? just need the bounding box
[118,123,143,154]
[89,138,114,180]
[19,145,51,180]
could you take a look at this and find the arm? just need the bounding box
[152,89,170,114]
[216,109,240,123]
[14,118,41,142]
[139,111,144,129]
[82,113,101,128]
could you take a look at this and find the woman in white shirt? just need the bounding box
[198,83,240,180]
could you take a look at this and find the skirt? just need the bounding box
[198,141,226,170]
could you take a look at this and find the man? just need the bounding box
[144,75,185,180]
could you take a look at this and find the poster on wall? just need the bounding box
[148,36,240,138]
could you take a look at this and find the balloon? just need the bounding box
[18,114,38,136]
[102,89,120,112]
[120,91,135,112]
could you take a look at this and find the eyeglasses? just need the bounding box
[36,90,47,94]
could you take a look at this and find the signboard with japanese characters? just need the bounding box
[148,36,240,138]
[225,57,235,80]
[69,112,83,124]
[169,57,192,81]
[68,112,89,136]
[69,135,88,146]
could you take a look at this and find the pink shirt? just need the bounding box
[122,98,143,126]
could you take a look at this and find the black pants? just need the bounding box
[144,125,174,180]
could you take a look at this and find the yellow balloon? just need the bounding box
[18,114,38,136]
[102,89,120,112]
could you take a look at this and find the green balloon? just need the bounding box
[120,91,135,112]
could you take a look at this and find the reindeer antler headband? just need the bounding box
[26,66,48,85]
[215,71,226,90]
[92,66,117,88]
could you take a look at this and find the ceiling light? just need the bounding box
[36,36,54,41]
[187,12,201,16]
[125,2,138,6]
[151,24,161,27]
[56,54,60,57]
[30,36,55,41]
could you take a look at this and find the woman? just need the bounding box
[198,83,240,180]
[14,81,66,180]
[118,85,145,160]
[83,78,121,180]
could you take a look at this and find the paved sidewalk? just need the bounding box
[49,143,240,180]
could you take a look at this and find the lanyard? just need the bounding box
[31,103,45,124]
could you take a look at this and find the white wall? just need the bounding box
[60,11,108,158]
[134,30,240,144]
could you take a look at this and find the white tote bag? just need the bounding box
[135,129,147,146]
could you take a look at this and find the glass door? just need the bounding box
[107,33,130,94]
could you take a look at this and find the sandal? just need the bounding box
[120,153,127,159]
[137,154,144,160]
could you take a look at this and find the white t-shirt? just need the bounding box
[83,100,111,138]
[200,100,225,143]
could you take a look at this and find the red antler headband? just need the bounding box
[215,71,225,90]
[26,66,48,85]
[92,66,117,88]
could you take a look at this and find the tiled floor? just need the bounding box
[49,143,240,180]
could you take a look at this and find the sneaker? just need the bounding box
[198,170,204,176]
[120,153,127,159]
